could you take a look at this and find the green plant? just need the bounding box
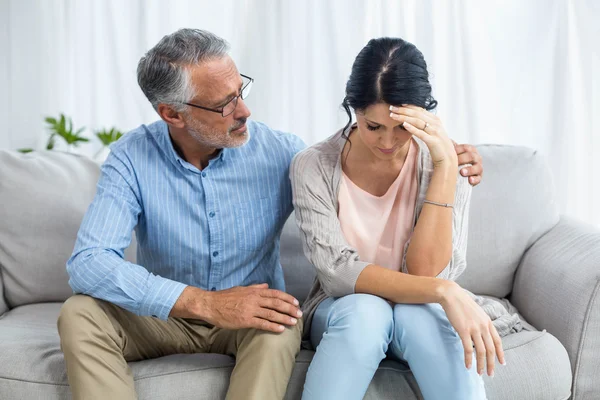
[95,127,123,146]
[44,114,88,150]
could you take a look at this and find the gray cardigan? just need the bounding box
[290,129,524,343]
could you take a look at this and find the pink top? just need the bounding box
[338,138,419,271]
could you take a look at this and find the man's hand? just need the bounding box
[453,141,483,186]
[171,284,302,333]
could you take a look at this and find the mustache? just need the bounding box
[230,118,247,131]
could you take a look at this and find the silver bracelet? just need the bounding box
[423,199,454,208]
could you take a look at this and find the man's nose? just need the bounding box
[233,98,251,119]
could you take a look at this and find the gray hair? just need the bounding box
[137,28,230,111]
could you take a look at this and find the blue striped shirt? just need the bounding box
[67,120,306,320]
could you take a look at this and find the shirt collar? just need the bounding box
[159,122,230,172]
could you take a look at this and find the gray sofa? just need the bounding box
[0,144,598,400]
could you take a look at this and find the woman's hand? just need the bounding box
[439,281,506,376]
[389,105,457,169]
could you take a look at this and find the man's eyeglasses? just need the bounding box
[183,74,254,117]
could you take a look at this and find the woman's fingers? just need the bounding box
[490,323,506,366]
[473,333,487,376]
[460,332,474,370]
[402,122,431,143]
[389,113,431,131]
[481,329,496,376]
[389,105,437,123]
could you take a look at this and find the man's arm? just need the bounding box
[69,149,302,331]
[67,150,187,320]
[454,142,484,186]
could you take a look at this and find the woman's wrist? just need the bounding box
[434,279,460,305]
[432,161,459,182]
[433,154,459,171]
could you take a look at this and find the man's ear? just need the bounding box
[158,104,186,129]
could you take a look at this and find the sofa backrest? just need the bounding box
[0,144,559,310]
[456,144,559,297]
[0,151,101,309]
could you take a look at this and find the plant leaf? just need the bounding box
[46,133,56,150]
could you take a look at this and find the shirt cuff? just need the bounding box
[138,274,188,320]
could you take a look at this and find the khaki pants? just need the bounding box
[57,295,303,400]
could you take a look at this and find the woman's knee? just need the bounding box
[327,294,394,346]
[392,303,460,353]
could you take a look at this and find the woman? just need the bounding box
[291,38,515,399]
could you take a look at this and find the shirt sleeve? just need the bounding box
[290,149,370,297]
[66,150,187,320]
[401,167,473,281]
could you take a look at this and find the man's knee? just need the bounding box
[57,295,111,347]
[241,320,303,357]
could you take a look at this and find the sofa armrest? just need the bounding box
[511,217,600,399]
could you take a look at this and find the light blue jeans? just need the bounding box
[302,294,487,400]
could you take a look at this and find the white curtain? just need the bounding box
[1,0,598,226]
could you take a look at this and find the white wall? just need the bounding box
[0,0,598,226]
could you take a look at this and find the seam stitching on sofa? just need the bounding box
[501,331,546,351]
[295,358,412,374]
[0,365,238,386]
[571,278,600,399]
[0,265,8,315]
[134,365,235,381]
[0,376,70,387]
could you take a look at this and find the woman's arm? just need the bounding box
[389,105,472,280]
[405,163,458,276]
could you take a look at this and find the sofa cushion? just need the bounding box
[0,151,138,310]
[0,151,102,308]
[0,302,571,400]
[457,145,560,297]
[280,214,315,305]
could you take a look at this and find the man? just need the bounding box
[57,28,484,400]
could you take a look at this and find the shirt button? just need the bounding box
[211,287,217,291]
[209,211,215,218]
[212,251,219,257]
[201,172,207,178]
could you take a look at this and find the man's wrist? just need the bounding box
[170,285,213,320]
[193,287,213,321]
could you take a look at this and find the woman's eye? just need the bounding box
[366,124,380,131]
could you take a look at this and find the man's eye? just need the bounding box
[366,124,380,131]
[218,99,232,108]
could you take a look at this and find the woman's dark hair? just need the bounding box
[341,37,437,138]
